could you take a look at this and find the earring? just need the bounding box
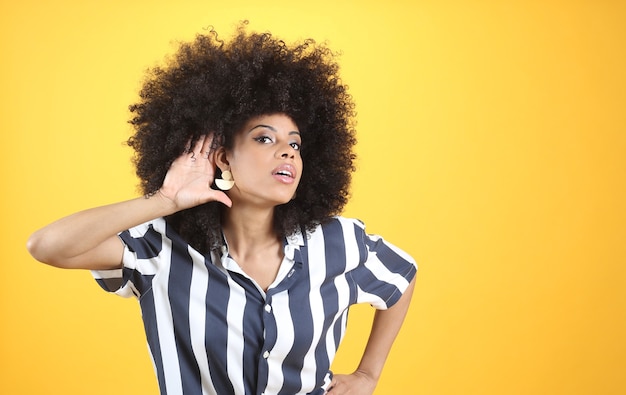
[215,169,235,191]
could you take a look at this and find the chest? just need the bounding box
[144,251,356,343]
[231,253,282,292]
[134,240,360,394]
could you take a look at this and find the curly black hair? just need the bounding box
[127,22,357,253]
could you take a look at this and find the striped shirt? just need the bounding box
[92,216,416,395]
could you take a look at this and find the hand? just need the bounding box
[159,134,232,210]
[326,371,378,395]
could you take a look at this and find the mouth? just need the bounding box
[273,169,294,178]
[272,164,297,183]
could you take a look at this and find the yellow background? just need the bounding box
[2,1,625,394]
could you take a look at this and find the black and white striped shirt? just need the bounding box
[93,216,416,395]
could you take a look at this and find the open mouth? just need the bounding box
[272,164,297,184]
[273,169,294,178]
[272,164,296,179]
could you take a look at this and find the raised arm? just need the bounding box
[328,278,416,394]
[27,135,231,270]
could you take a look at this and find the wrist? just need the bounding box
[354,367,381,383]
[144,189,179,215]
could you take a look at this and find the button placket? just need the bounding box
[260,296,275,364]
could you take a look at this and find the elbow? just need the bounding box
[26,230,62,267]
[26,230,47,263]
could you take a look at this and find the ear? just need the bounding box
[214,146,230,171]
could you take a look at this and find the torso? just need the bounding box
[94,216,417,395]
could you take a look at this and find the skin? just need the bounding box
[27,113,415,395]
[215,114,304,290]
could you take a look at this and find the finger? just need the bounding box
[206,189,232,208]
[179,136,206,163]
[174,138,199,164]
[191,135,206,155]
[200,133,214,158]
[183,139,192,153]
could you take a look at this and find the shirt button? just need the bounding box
[264,304,272,313]
[263,350,270,359]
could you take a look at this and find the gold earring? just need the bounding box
[215,169,235,191]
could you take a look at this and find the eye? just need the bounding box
[254,135,273,144]
[290,142,301,151]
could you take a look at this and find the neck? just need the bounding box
[221,205,279,258]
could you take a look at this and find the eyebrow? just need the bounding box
[247,124,300,136]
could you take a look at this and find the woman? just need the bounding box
[27,23,416,395]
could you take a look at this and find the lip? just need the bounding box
[272,163,297,183]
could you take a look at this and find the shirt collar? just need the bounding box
[218,227,305,266]
[284,227,305,260]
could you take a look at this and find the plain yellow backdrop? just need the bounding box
[2,1,625,394]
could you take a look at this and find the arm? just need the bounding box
[328,278,416,394]
[27,135,231,270]
[27,195,177,270]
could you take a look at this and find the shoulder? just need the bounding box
[318,216,366,231]
[288,217,370,250]
[302,216,365,237]
[303,216,368,246]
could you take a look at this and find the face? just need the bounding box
[218,113,303,208]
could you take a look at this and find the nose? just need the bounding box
[277,143,296,159]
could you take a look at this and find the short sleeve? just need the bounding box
[347,219,417,309]
[91,219,165,298]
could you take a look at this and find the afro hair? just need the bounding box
[127,22,357,253]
